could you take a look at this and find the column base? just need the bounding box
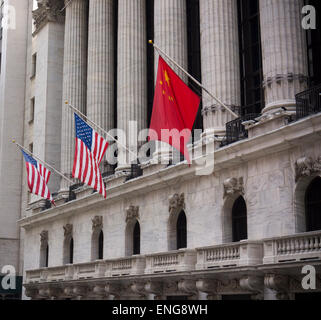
[262,99,296,115]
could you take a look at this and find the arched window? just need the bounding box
[305,177,321,232]
[40,231,49,268]
[40,243,49,268]
[98,230,104,260]
[63,237,74,265]
[91,229,104,261]
[177,211,187,250]
[232,196,248,242]
[69,238,74,264]
[133,221,140,255]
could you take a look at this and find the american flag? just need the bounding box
[21,149,54,204]
[72,113,109,198]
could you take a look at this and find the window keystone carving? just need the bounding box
[295,156,321,182]
[92,216,103,231]
[63,224,73,237]
[169,193,185,215]
[126,206,139,223]
[223,177,244,197]
[40,230,48,244]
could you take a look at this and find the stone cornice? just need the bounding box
[19,113,321,230]
[33,0,65,35]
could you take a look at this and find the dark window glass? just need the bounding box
[305,177,321,232]
[305,0,321,86]
[187,0,203,136]
[69,238,74,264]
[238,0,264,116]
[177,211,187,250]
[45,244,49,268]
[98,230,104,260]
[232,196,248,242]
[133,221,140,255]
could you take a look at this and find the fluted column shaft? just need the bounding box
[60,0,88,192]
[87,0,114,132]
[200,0,241,137]
[260,0,308,114]
[153,0,188,163]
[117,0,147,170]
[154,0,188,81]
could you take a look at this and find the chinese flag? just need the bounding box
[148,57,200,164]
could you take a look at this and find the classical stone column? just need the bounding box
[200,0,241,138]
[87,0,114,172]
[153,0,188,163]
[117,0,147,171]
[60,0,88,193]
[260,0,308,114]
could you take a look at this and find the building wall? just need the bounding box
[0,0,29,273]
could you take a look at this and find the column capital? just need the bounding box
[33,0,65,35]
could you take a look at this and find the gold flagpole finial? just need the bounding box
[148,40,153,44]
[12,139,16,144]
[65,101,69,105]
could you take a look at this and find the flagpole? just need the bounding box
[148,40,239,119]
[12,140,74,185]
[65,102,139,160]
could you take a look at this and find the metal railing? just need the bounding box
[296,84,321,120]
[221,113,260,146]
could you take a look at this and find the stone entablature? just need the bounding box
[33,0,65,35]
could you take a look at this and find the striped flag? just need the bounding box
[21,149,54,204]
[72,113,109,198]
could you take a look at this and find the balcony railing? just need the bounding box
[221,113,260,146]
[145,249,197,274]
[24,232,321,286]
[296,84,321,120]
[263,231,321,264]
[196,241,263,270]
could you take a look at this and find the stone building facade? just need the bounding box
[0,0,321,300]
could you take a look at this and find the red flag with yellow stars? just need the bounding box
[148,56,200,164]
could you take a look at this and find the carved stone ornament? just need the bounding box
[177,280,197,295]
[126,206,139,223]
[239,276,263,293]
[264,274,289,293]
[63,224,73,237]
[223,177,244,198]
[169,193,185,214]
[40,230,48,243]
[196,279,219,295]
[295,156,321,182]
[33,0,65,34]
[92,216,103,231]
[144,281,163,296]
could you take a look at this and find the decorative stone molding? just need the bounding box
[144,281,163,297]
[92,216,103,231]
[63,224,73,238]
[223,177,244,198]
[105,283,121,297]
[73,286,87,297]
[264,274,289,293]
[216,279,242,294]
[169,193,185,215]
[33,0,65,35]
[295,156,321,182]
[177,280,197,295]
[40,230,48,244]
[196,279,219,295]
[92,284,106,297]
[130,282,146,296]
[239,276,263,293]
[263,73,308,88]
[126,206,139,223]
[25,287,39,300]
